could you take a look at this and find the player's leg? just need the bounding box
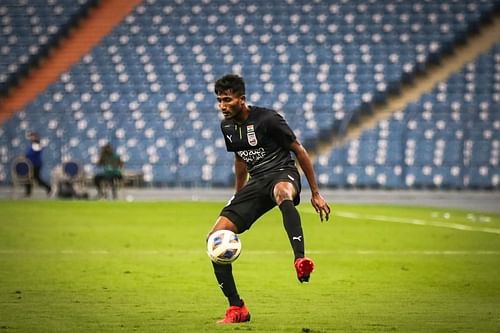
[273,180,304,259]
[34,167,51,194]
[273,180,314,283]
[208,216,250,323]
[209,179,275,322]
[208,216,243,307]
[94,174,104,198]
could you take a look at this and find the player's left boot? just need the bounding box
[294,257,314,283]
[217,303,251,324]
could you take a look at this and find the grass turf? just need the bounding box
[0,200,499,332]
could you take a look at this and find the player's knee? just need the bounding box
[273,182,295,205]
[207,216,238,239]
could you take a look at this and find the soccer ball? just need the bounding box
[207,229,242,264]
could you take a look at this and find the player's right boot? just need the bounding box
[294,257,315,283]
[217,303,251,324]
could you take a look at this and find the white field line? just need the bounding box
[0,249,499,256]
[300,209,500,235]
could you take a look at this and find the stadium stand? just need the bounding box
[0,0,99,96]
[315,43,500,189]
[0,0,499,189]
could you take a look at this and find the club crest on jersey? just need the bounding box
[246,124,258,146]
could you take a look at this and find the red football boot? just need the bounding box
[217,304,251,324]
[294,257,315,283]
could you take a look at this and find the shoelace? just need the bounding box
[226,309,241,322]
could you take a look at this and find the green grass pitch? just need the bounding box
[0,200,499,332]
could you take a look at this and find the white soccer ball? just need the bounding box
[207,229,242,265]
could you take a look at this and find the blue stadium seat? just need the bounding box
[316,41,499,189]
[0,0,98,95]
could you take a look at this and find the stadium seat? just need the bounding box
[0,0,98,95]
[316,42,499,189]
[10,155,33,198]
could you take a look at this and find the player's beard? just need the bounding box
[222,104,242,120]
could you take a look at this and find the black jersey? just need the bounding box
[221,106,297,177]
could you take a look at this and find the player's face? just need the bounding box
[216,91,245,120]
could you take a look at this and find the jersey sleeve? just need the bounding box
[267,111,296,149]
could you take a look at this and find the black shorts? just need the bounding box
[220,168,301,233]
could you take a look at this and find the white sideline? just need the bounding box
[0,249,499,256]
[300,209,500,235]
[249,250,500,256]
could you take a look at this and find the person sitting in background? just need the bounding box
[94,143,123,199]
[25,132,51,197]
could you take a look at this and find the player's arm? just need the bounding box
[234,154,248,193]
[290,140,331,222]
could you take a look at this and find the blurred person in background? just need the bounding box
[94,143,123,199]
[25,132,51,197]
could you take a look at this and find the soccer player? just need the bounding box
[207,74,331,324]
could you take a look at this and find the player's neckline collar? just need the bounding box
[233,105,252,125]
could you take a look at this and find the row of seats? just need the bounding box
[0,0,99,95]
[315,43,499,189]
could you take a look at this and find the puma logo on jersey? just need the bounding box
[226,135,232,143]
[292,236,302,242]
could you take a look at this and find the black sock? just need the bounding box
[212,262,243,307]
[279,200,305,260]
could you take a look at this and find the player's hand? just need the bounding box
[310,192,330,222]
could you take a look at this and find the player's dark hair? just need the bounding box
[29,132,40,143]
[214,74,245,96]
